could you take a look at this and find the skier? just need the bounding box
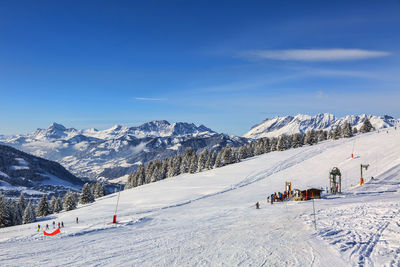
[255,202,260,209]
[76,217,79,224]
[46,224,49,230]
[326,187,328,194]
[270,194,274,205]
[61,221,64,228]
[267,196,270,203]
[58,222,61,228]
[37,224,41,232]
[53,221,55,229]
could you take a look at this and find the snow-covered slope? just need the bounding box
[244,113,400,139]
[0,144,84,199]
[1,121,248,182]
[1,127,399,266]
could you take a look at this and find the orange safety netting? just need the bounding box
[43,228,61,236]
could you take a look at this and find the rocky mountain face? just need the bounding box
[0,144,84,198]
[244,114,400,139]
[1,121,248,182]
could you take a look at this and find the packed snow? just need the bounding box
[1,128,399,266]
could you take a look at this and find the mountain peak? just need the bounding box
[49,122,67,131]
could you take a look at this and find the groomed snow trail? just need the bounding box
[1,129,400,266]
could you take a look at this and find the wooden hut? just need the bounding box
[293,188,323,201]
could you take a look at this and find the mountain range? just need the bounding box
[1,121,248,183]
[1,114,398,184]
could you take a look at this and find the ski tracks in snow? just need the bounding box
[304,201,400,266]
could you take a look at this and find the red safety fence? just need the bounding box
[43,228,61,236]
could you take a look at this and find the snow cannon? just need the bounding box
[360,164,369,186]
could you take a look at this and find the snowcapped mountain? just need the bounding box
[0,144,84,199]
[1,121,248,182]
[244,113,400,139]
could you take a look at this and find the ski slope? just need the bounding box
[1,129,400,266]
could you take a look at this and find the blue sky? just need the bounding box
[1,0,399,135]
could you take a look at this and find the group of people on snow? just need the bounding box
[255,191,292,208]
[38,221,64,232]
[37,217,79,232]
[268,191,290,204]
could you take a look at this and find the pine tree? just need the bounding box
[53,196,63,213]
[101,183,106,196]
[221,145,232,166]
[277,134,288,151]
[232,148,240,163]
[136,165,146,186]
[2,198,13,227]
[333,125,342,140]
[342,122,353,138]
[49,196,57,214]
[189,155,198,174]
[317,130,327,142]
[94,183,101,198]
[161,159,168,179]
[197,149,208,172]
[11,200,21,225]
[214,151,222,168]
[291,133,303,148]
[80,183,95,204]
[304,130,316,145]
[22,201,36,224]
[238,145,248,160]
[63,190,77,211]
[16,193,26,225]
[328,130,333,139]
[209,151,217,168]
[360,118,373,133]
[205,151,215,169]
[263,138,271,153]
[36,194,50,217]
[353,127,358,134]
[145,161,154,184]
[167,157,179,177]
[270,138,278,151]
[254,139,264,155]
[0,194,7,228]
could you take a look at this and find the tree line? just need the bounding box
[0,182,106,228]
[125,119,374,189]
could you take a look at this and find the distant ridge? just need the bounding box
[244,113,400,139]
[0,144,84,198]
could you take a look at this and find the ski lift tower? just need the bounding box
[329,167,342,194]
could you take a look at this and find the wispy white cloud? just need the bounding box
[240,49,390,61]
[135,97,167,101]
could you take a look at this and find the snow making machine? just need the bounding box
[329,167,342,194]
